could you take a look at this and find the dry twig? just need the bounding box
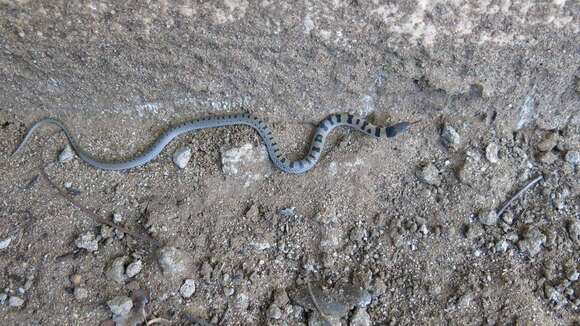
[497,175,544,217]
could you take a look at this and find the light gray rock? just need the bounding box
[74,231,99,252]
[350,308,372,326]
[565,150,580,166]
[8,296,24,307]
[267,304,282,320]
[0,237,12,250]
[74,287,89,301]
[113,212,125,224]
[518,227,546,257]
[568,220,580,244]
[59,145,75,162]
[107,295,133,316]
[485,143,500,163]
[179,279,196,298]
[173,147,192,169]
[495,240,509,253]
[536,133,559,152]
[125,260,143,278]
[417,163,441,186]
[479,210,499,226]
[441,125,461,150]
[0,293,7,305]
[106,256,128,284]
[158,247,192,277]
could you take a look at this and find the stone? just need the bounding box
[356,289,372,308]
[59,145,75,162]
[485,143,500,163]
[179,279,196,298]
[538,151,558,164]
[106,256,128,284]
[536,133,559,152]
[125,260,143,278]
[70,274,82,286]
[479,210,499,226]
[0,237,12,250]
[466,224,483,239]
[568,220,580,244]
[495,240,509,253]
[518,227,546,257]
[74,231,99,252]
[158,246,192,277]
[107,295,133,316]
[273,288,289,306]
[173,147,192,169]
[0,293,7,305]
[101,225,114,239]
[113,212,124,224]
[267,304,282,319]
[441,125,461,150]
[74,287,89,301]
[565,150,580,166]
[8,296,24,307]
[350,308,372,326]
[416,163,441,186]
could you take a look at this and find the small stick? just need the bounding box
[39,165,161,248]
[146,318,172,325]
[497,175,544,217]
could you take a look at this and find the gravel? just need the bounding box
[105,256,128,284]
[479,210,499,226]
[0,293,7,305]
[536,133,559,152]
[74,231,99,252]
[112,212,125,224]
[173,147,192,169]
[267,304,282,319]
[107,295,133,316]
[179,279,196,298]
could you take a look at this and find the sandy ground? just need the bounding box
[0,1,579,325]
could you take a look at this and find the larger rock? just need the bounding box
[107,295,133,316]
[158,246,192,277]
[220,143,271,186]
[74,232,99,252]
[518,227,546,257]
[441,125,461,150]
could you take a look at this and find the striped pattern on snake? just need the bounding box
[13,113,417,174]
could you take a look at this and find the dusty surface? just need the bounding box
[0,1,579,325]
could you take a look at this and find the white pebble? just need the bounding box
[485,143,499,163]
[58,145,75,162]
[173,147,192,169]
[8,296,24,307]
[107,296,133,316]
[74,287,89,301]
[179,279,196,298]
[113,212,124,223]
[74,232,99,252]
[125,260,143,278]
[565,150,579,166]
[0,237,12,250]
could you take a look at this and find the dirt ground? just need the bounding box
[0,1,579,325]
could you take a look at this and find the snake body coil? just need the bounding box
[14,113,414,174]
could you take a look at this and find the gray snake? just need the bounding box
[14,113,416,174]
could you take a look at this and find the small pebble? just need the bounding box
[518,227,546,257]
[536,133,559,152]
[179,279,196,298]
[224,287,235,296]
[479,210,498,226]
[441,125,461,150]
[107,295,133,316]
[356,289,372,308]
[74,232,99,252]
[70,274,82,286]
[501,211,514,225]
[267,304,282,320]
[273,288,289,306]
[279,207,296,217]
[8,296,24,307]
[158,246,193,277]
[485,143,500,163]
[567,270,579,282]
[568,220,580,243]
[0,237,12,250]
[0,293,7,305]
[125,260,143,278]
[495,240,509,253]
[59,145,75,162]
[113,212,124,224]
[173,147,192,169]
[466,224,483,239]
[101,225,114,239]
[416,163,441,186]
[538,152,558,164]
[106,256,128,284]
[74,287,89,301]
[565,150,580,166]
[350,307,371,326]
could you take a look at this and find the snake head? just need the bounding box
[386,120,421,137]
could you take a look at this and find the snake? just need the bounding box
[13,113,416,174]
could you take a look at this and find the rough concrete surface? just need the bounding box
[0,0,579,325]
